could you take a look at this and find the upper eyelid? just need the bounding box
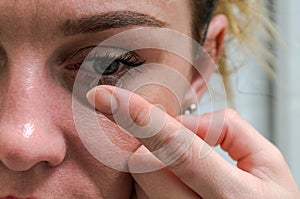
[58,45,130,65]
[86,46,129,60]
[70,45,97,59]
[60,46,146,74]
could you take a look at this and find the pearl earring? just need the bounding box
[184,104,197,115]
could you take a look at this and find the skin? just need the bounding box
[87,85,300,198]
[0,0,199,198]
[0,0,299,199]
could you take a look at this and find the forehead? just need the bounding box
[0,0,192,41]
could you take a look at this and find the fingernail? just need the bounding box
[86,87,118,114]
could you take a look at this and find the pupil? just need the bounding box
[93,60,120,75]
[103,61,120,75]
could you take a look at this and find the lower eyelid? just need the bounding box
[73,64,127,87]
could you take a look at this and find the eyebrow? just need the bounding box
[61,11,167,36]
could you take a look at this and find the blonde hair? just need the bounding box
[213,0,276,101]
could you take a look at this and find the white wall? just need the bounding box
[274,0,300,187]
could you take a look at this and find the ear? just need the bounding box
[183,15,228,110]
[203,14,228,63]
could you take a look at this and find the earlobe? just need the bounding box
[203,14,228,63]
[182,15,228,110]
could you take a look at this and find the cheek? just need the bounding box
[44,84,135,195]
[134,84,183,117]
[52,86,141,154]
[116,58,192,117]
[95,115,141,152]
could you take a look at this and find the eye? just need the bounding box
[93,60,121,75]
[86,49,145,76]
[90,49,145,76]
[56,46,146,93]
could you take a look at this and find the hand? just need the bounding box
[87,85,300,199]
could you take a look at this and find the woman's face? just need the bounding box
[0,0,197,198]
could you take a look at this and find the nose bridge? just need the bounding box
[3,54,48,126]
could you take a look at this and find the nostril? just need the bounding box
[1,136,67,171]
[0,104,67,171]
[0,147,61,171]
[0,150,35,171]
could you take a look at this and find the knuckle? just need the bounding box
[148,129,193,170]
[268,146,286,165]
[224,108,243,124]
[169,148,193,170]
[167,141,194,170]
[224,108,241,120]
[146,126,176,151]
[130,106,150,127]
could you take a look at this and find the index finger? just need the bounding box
[86,85,263,198]
[87,85,198,164]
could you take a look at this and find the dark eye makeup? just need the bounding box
[84,46,146,76]
[56,45,146,93]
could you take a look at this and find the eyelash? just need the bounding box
[62,46,146,86]
[86,50,145,75]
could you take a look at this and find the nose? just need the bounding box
[0,61,66,171]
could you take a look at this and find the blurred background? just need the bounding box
[199,0,300,187]
[273,0,300,187]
